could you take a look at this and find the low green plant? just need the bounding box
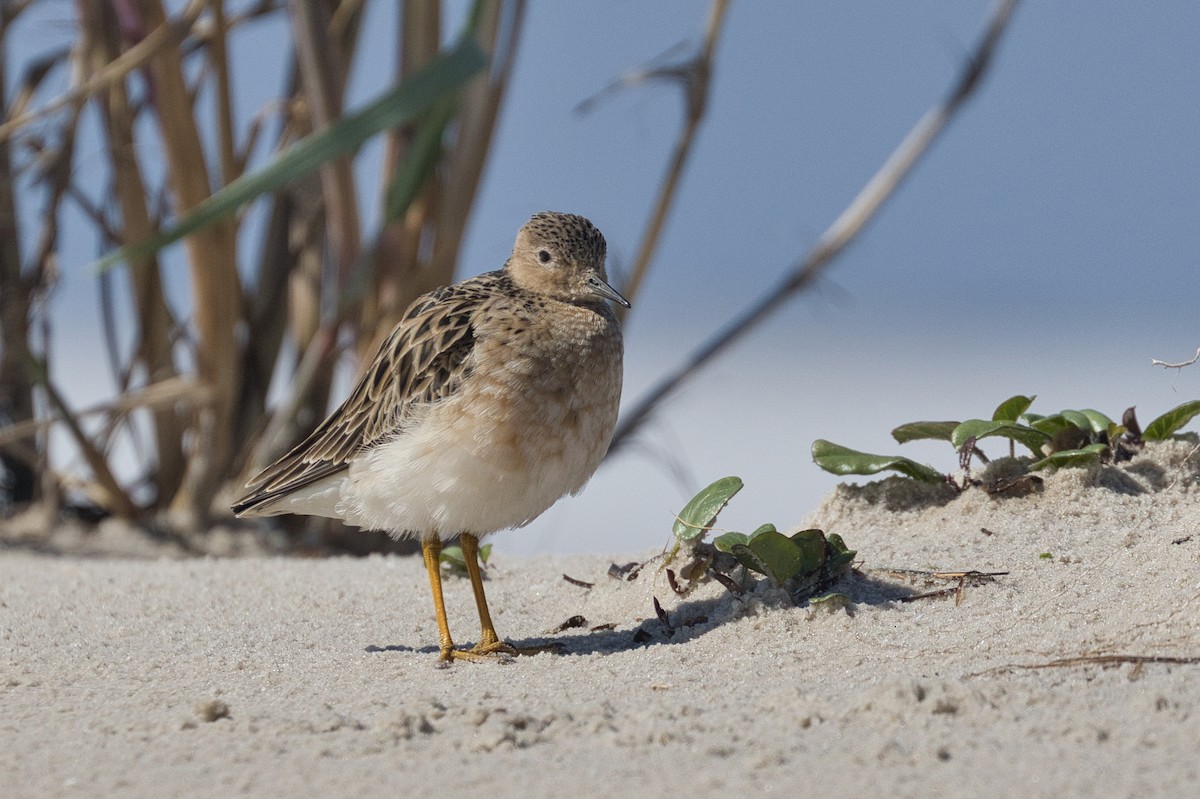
[666,477,856,604]
[812,396,1200,487]
[439,542,491,577]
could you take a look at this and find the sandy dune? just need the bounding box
[2,441,1198,798]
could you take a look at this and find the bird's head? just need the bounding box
[508,211,630,309]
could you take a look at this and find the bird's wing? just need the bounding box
[232,275,497,515]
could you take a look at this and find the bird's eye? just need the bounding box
[537,249,552,264]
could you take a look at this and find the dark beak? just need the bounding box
[587,275,631,308]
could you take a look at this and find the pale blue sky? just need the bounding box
[7,2,1199,553]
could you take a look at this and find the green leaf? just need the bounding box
[728,544,771,582]
[672,476,744,542]
[749,523,778,538]
[789,529,829,573]
[731,531,808,586]
[1060,409,1113,434]
[1143,400,1200,441]
[891,421,959,444]
[824,532,857,571]
[950,419,1049,456]
[808,592,851,609]
[993,394,1036,422]
[811,440,943,483]
[438,542,489,573]
[712,532,749,553]
[1028,443,1108,471]
[1027,413,1075,437]
[384,97,457,221]
[92,38,488,273]
[439,545,467,572]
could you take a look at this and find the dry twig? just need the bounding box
[578,0,730,317]
[0,0,208,143]
[1151,346,1200,369]
[969,653,1200,679]
[608,0,1020,453]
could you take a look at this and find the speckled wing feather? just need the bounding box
[232,273,503,515]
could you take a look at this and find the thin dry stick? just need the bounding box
[427,0,526,305]
[288,0,361,286]
[606,0,729,318]
[609,0,1020,453]
[209,0,239,187]
[37,371,140,519]
[0,0,207,143]
[1151,346,1200,369]
[969,653,1200,679]
[0,376,209,448]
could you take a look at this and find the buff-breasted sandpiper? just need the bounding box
[233,211,627,661]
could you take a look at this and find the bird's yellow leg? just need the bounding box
[421,538,457,661]
[460,532,507,653]
[460,533,560,658]
[421,535,519,662]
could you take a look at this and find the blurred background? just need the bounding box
[1,1,1196,556]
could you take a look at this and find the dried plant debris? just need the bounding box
[868,568,1007,606]
[982,474,1043,497]
[608,561,645,581]
[970,653,1200,678]
[652,596,672,633]
[194,700,231,723]
[546,615,589,634]
[632,596,710,644]
[561,574,594,588]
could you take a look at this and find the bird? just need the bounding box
[232,211,627,662]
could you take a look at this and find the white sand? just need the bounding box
[2,441,1198,798]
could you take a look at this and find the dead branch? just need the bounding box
[36,369,140,519]
[1151,346,1200,369]
[0,376,211,448]
[578,0,730,318]
[0,0,207,143]
[288,0,362,285]
[608,0,1020,454]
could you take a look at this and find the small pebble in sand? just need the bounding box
[194,700,230,723]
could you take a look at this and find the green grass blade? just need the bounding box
[811,440,944,483]
[92,38,488,273]
[384,97,457,221]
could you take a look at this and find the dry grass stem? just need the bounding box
[0,0,207,144]
[613,0,729,319]
[608,0,1020,453]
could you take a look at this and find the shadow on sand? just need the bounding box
[364,570,923,659]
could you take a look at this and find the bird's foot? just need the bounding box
[439,640,563,663]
